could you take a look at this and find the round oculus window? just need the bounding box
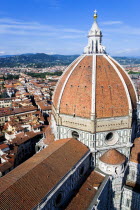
[106,132,113,141]
[72,131,79,140]
[105,132,119,145]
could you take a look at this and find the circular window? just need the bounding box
[72,131,79,140]
[106,132,113,141]
[105,132,118,145]
[55,192,63,207]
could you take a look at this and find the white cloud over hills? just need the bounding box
[0,17,140,56]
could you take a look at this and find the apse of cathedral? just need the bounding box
[0,11,140,210]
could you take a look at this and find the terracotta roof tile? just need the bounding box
[0,138,89,210]
[0,144,9,150]
[66,171,105,210]
[0,162,13,173]
[60,55,92,118]
[53,57,81,109]
[11,131,42,145]
[0,106,37,117]
[100,149,126,165]
[130,137,140,163]
[96,56,129,118]
[43,124,55,145]
[126,181,140,193]
[110,58,137,108]
[53,55,134,120]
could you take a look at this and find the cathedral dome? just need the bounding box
[52,11,137,135]
[53,54,137,119]
[99,149,126,165]
[98,149,126,175]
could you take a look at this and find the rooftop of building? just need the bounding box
[99,149,126,165]
[125,181,140,193]
[0,106,37,117]
[130,137,140,164]
[43,124,55,145]
[0,162,13,173]
[66,170,105,210]
[0,138,89,210]
[11,131,42,145]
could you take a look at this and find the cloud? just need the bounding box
[1,16,140,56]
[99,20,140,56]
[101,21,123,25]
[59,35,85,39]
[63,29,85,33]
[104,25,140,36]
[101,20,140,36]
[115,48,140,55]
[0,18,38,25]
[0,17,86,38]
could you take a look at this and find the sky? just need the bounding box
[0,0,140,56]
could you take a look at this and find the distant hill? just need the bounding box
[0,53,140,68]
[0,53,79,68]
[113,57,140,65]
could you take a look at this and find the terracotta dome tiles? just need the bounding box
[53,54,136,120]
[60,55,92,118]
[53,57,81,109]
[110,57,137,109]
[99,149,126,165]
[96,56,129,118]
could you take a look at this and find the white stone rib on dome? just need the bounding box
[109,55,138,103]
[57,55,85,113]
[91,54,96,120]
[105,54,132,114]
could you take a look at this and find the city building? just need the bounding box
[0,98,12,108]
